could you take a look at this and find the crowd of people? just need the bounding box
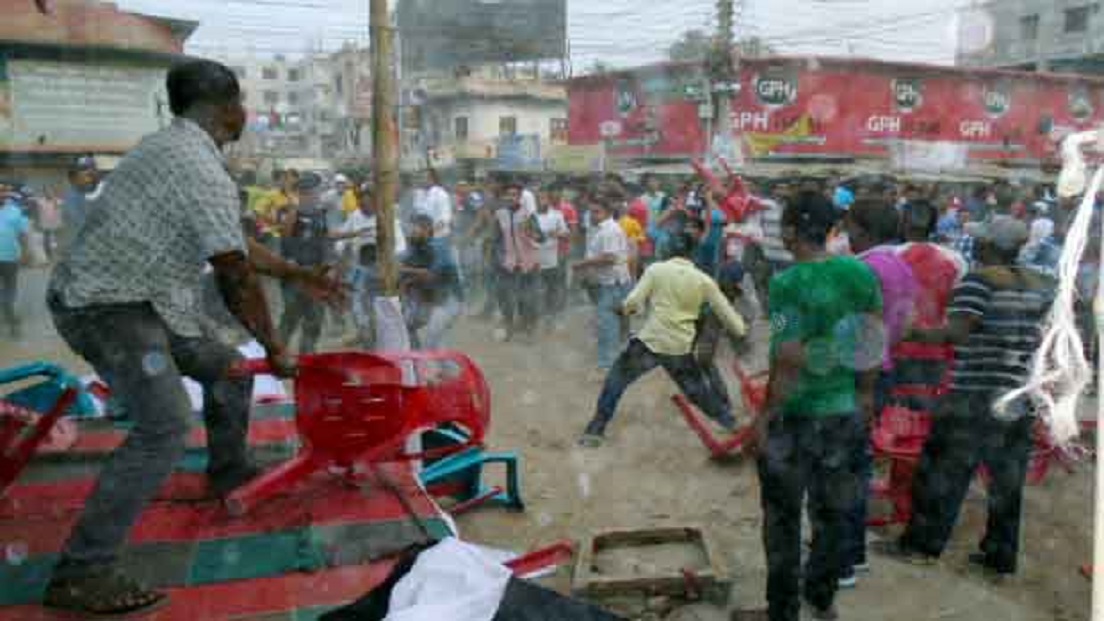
[0,57,1095,621]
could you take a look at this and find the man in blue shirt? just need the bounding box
[401,214,463,349]
[0,192,29,337]
[60,156,102,251]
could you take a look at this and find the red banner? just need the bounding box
[568,57,1104,166]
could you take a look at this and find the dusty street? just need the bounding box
[1,265,1095,620]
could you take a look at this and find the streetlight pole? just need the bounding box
[710,0,738,164]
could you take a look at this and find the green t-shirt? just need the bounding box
[768,256,883,417]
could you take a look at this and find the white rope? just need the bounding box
[994,135,1104,445]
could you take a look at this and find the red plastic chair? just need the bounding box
[226,351,490,515]
[673,360,768,459]
[889,341,954,401]
[867,405,933,527]
[863,342,949,526]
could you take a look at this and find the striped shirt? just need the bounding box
[949,267,1055,394]
[754,198,793,263]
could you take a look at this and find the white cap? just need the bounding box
[334,174,350,185]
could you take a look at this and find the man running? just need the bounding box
[578,230,747,447]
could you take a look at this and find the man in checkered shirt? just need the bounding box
[43,59,340,617]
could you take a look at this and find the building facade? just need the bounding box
[402,66,568,176]
[958,0,1104,74]
[0,0,195,189]
[220,46,371,167]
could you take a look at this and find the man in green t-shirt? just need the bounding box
[748,190,883,621]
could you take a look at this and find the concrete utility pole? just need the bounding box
[371,0,399,295]
[710,0,738,163]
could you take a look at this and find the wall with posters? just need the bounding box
[4,58,169,153]
[568,57,1104,168]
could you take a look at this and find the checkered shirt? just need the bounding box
[50,118,246,337]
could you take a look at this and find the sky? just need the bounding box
[114,0,972,69]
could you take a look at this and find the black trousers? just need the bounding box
[498,268,540,334]
[540,266,567,317]
[0,261,17,330]
[758,414,862,621]
[584,338,735,436]
[693,310,736,414]
[899,390,1034,573]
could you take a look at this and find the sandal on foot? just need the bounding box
[44,570,168,617]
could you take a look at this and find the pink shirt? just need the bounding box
[496,204,541,272]
[859,245,919,371]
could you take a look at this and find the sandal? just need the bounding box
[44,570,168,617]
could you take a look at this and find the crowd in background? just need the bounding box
[0,154,1100,621]
[0,159,1096,364]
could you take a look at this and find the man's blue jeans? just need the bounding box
[594,282,628,370]
[47,296,253,579]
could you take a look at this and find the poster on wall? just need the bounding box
[568,58,1104,167]
[7,59,168,151]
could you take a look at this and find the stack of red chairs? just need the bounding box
[867,342,952,527]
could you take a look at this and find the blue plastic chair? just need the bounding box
[0,362,98,419]
[419,426,524,512]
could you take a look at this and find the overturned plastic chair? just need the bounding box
[226,351,492,516]
[0,362,88,497]
[419,425,524,514]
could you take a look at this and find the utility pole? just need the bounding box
[710,0,738,165]
[371,0,399,296]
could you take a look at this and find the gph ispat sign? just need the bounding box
[567,57,1104,165]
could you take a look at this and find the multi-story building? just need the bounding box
[958,0,1104,74]
[402,65,568,177]
[221,47,371,165]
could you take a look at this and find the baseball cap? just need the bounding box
[334,173,350,185]
[72,156,97,172]
[964,215,1030,251]
[297,172,324,192]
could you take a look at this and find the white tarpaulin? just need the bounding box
[385,538,512,621]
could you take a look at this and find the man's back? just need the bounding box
[50,119,245,338]
[950,266,1055,395]
[859,246,918,369]
[769,256,883,416]
[897,241,966,329]
[629,257,745,356]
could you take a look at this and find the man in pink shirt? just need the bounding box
[839,197,918,588]
[495,182,543,340]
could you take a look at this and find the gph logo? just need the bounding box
[983,84,1011,118]
[892,78,923,113]
[754,73,797,108]
[1070,87,1095,122]
[615,79,638,119]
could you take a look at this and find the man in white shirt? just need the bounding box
[417,170,453,239]
[331,187,406,347]
[535,192,571,323]
[572,196,632,370]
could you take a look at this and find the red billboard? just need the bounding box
[568,57,1104,168]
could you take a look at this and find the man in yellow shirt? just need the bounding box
[619,210,646,280]
[252,169,300,244]
[579,230,748,447]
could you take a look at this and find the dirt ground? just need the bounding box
[2,265,1096,621]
